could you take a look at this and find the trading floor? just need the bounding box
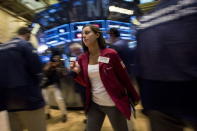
[0,105,193,131]
[0,105,148,131]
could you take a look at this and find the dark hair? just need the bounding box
[17,27,31,35]
[81,25,106,52]
[109,28,120,37]
[50,54,62,62]
[50,55,61,62]
[51,48,61,56]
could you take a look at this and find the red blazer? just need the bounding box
[75,48,140,119]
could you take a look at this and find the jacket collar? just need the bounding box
[82,48,107,83]
[85,48,107,66]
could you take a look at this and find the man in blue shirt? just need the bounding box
[0,27,46,131]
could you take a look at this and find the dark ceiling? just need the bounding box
[0,0,53,21]
[0,0,159,22]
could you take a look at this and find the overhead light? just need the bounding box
[37,44,48,53]
[31,23,40,35]
[50,41,65,47]
[140,0,154,4]
[46,40,58,45]
[109,6,134,15]
[20,0,46,10]
[131,16,141,25]
[109,25,120,28]
[120,26,130,30]
[120,34,131,37]
[59,29,65,33]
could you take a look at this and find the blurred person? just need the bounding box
[42,51,68,122]
[0,42,11,131]
[69,43,86,104]
[107,28,131,72]
[0,42,5,111]
[107,28,137,84]
[0,27,46,131]
[135,0,197,130]
[69,42,84,57]
[69,42,87,123]
[70,25,140,131]
[107,27,138,131]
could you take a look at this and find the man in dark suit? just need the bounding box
[0,27,46,131]
[136,0,197,130]
[107,28,136,76]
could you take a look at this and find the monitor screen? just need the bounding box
[70,20,107,41]
[140,0,154,4]
[44,24,71,46]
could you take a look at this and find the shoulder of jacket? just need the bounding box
[0,40,20,50]
[102,48,118,55]
[78,52,88,60]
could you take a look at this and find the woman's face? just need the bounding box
[82,26,99,48]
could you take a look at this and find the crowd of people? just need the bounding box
[0,0,197,131]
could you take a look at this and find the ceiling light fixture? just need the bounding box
[109,6,134,15]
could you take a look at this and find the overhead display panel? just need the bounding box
[70,20,106,41]
[42,20,135,46]
[67,0,110,22]
[33,0,142,46]
[44,24,71,46]
[34,0,110,30]
[34,0,145,30]
[34,1,70,30]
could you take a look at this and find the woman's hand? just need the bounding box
[70,61,80,74]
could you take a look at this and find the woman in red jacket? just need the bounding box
[70,25,139,131]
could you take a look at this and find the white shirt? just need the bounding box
[88,64,115,106]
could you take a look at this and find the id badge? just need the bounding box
[98,56,110,64]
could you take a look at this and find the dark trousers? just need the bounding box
[137,78,197,131]
[86,102,128,131]
[74,82,86,106]
[146,110,197,131]
[0,87,6,111]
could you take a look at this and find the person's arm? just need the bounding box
[110,51,140,105]
[69,56,87,87]
[43,62,52,72]
[20,43,42,84]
